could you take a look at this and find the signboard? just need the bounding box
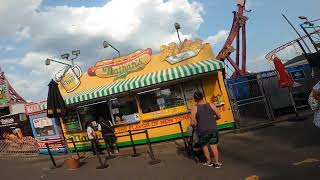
[289,70,306,80]
[0,80,9,107]
[115,113,191,133]
[160,39,205,64]
[57,65,82,93]
[87,48,152,79]
[25,101,47,115]
[0,116,17,128]
[260,70,277,78]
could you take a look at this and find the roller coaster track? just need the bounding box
[0,71,26,105]
[265,29,320,61]
[216,0,249,76]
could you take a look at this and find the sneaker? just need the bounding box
[203,161,213,167]
[214,163,222,168]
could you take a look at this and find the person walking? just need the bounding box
[97,117,119,155]
[309,81,320,128]
[190,91,222,168]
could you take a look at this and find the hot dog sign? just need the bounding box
[87,48,152,79]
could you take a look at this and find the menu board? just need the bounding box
[64,111,81,132]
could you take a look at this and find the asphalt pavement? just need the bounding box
[1,116,319,180]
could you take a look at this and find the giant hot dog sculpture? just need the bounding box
[87,48,152,79]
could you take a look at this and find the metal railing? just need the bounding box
[45,121,187,169]
[0,137,39,156]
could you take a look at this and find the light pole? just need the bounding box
[103,41,120,57]
[299,16,320,51]
[174,22,182,44]
[282,14,311,53]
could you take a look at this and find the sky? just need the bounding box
[0,0,319,102]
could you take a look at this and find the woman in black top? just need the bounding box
[190,91,222,168]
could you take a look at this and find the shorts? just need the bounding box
[199,131,219,147]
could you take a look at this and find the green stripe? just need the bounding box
[165,68,170,81]
[181,65,189,77]
[154,71,159,84]
[160,70,165,82]
[176,66,182,78]
[185,64,195,75]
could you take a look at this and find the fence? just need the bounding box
[0,137,39,156]
[226,75,273,127]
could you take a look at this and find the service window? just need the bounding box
[138,84,185,114]
[182,79,204,109]
[77,106,97,130]
[109,96,139,125]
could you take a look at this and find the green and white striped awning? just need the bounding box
[64,59,224,105]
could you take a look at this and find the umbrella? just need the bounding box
[47,79,67,118]
[273,57,294,88]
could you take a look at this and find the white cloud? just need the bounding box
[247,54,274,72]
[0,45,16,52]
[205,30,229,47]
[0,0,204,101]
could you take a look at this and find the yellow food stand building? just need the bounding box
[57,39,235,151]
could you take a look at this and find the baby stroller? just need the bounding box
[185,126,206,163]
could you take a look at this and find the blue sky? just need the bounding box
[0,0,319,102]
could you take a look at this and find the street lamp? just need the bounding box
[45,58,72,67]
[70,50,80,67]
[60,53,70,60]
[174,22,182,44]
[103,41,120,57]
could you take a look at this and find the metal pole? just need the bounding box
[49,59,72,67]
[45,143,57,168]
[236,31,240,67]
[176,29,182,44]
[145,129,161,165]
[128,130,140,157]
[70,138,80,159]
[241,24,247,74]
[282,14,312,53]
[108,44,121,57]
[288,88,299,117]
[296,40,315,78]
[300,24,319,51]
[92,139,108,169]
[178,121,187,149]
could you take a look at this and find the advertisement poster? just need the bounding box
[29,112,67,154]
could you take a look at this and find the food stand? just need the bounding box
[57,39,235,151]
[25,101,67,154]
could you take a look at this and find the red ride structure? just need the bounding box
[0,70,26,105]
[217,0,250,77]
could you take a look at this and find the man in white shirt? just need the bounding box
[86,121,100,155]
